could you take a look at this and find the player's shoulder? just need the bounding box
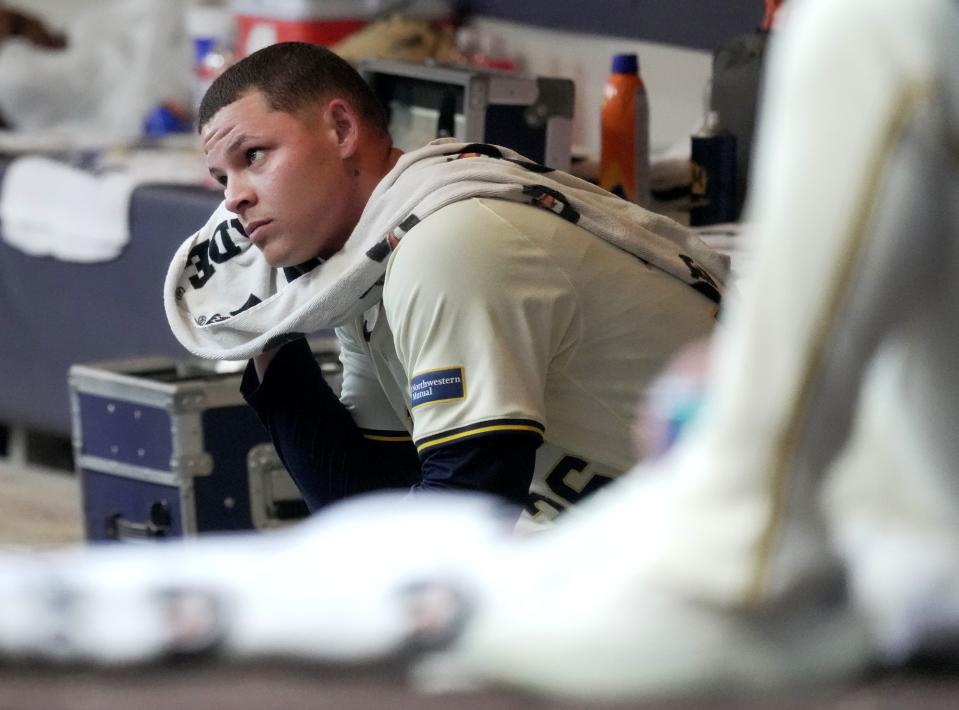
[402,197,526,244]
[383,197,550,305]
[387,198,535,271]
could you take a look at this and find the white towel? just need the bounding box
[0,156,136,262]
[165,139,729,361]
[0,151,209,263]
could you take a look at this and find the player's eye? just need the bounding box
[245,148,265,165]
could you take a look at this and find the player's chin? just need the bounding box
[257,242,294,269]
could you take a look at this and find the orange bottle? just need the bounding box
[599,53,651,207]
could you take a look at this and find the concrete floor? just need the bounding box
[0,451,84,548]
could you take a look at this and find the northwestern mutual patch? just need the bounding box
[410,367,466,409]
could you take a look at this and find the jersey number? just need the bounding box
[525,456,613,518]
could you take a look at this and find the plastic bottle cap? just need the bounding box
[704,110,722,132]
[143,105,190,137]
[610,53,638,75]
[193,36,218,64]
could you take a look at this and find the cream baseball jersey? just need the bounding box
[337,197,718,524]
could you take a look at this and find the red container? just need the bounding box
[232,0,369,57]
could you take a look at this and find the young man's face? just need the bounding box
[202,90,356,267]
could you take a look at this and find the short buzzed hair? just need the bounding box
[198,41,388,134]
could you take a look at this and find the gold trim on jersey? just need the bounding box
[745,79,934,607]
[415,419,545,453]
[362,432,414,442]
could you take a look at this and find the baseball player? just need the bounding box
[181,42,724,526]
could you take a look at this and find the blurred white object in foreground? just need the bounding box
[0,494,515,665]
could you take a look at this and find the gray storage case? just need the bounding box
[69,346,341,542]
[361,59,575,170]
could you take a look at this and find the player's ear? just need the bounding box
[326,98,360,159]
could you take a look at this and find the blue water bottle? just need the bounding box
[689,110,737,225]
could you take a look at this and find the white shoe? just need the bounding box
[415,533,874,700]
[400,462,878,700]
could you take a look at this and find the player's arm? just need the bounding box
[385,199,570,512]
[242,337,420,511]
[414,432,539,507]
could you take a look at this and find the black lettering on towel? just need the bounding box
[522,185,580,224]
[283,257,322,283]
[186,240,214,288]
[185,218,246,289]
[678,254,722,304]
[209,220,243,263]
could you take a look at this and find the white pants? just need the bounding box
[624,0,959,644]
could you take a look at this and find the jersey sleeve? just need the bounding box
[415,431,538,509]
[335,320,411,443]
[383,198,578,456]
